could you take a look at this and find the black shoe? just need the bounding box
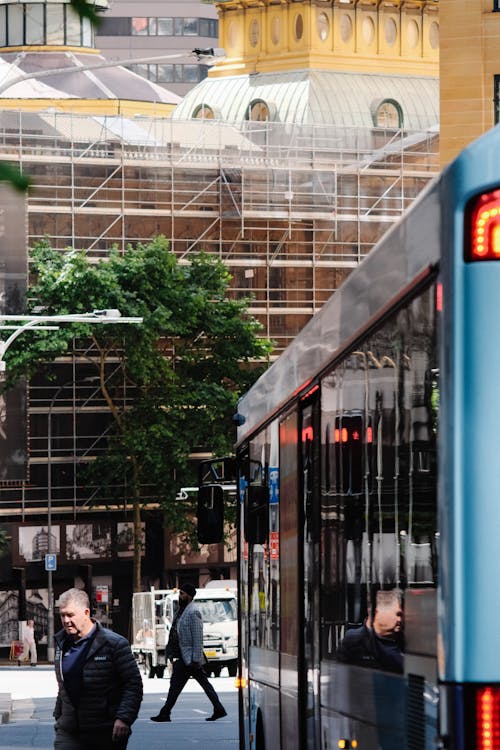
[205,709,227,721]
[150,714,171,722]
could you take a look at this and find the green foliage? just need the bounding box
[70,0,102,27]
[5,237,271,540]
[0,163,31,192]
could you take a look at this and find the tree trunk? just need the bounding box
[133,496,142,592]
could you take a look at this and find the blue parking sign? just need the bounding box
[45,553,57,571]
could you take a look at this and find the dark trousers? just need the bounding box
[159,659,225,716]
[54,727,130,750]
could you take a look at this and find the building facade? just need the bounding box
[0,0,444,641]
[95,0,219,97]
[439,0,500,166]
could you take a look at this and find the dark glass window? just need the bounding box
[183,18,199,36]
[98,16,217,39]
[98,17,131,35]
[320,283,438,672]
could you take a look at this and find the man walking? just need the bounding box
[150,582,227,722]
[53,587,143,749]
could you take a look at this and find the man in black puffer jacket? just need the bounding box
[53,587,143,750]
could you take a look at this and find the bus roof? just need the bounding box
[236,175,441,442]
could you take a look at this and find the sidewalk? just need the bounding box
[0,665,238,748]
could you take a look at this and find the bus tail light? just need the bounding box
[466,188,500,261]
[476,687,500,750]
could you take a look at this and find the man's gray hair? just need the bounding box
[58,587,90,610]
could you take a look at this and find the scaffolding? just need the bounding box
[0,110,439,514]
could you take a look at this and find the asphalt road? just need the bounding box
[0,665,239,749]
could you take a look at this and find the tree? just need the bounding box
[4,237,272,591]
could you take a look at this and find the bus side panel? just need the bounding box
[320,660,405,750]
[248,647,280,749]
[279,411,301,749]
[440,145,500,684]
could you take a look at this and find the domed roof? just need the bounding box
[172,69,438,130]
[0,51,181,110]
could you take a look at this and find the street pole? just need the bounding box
[0,48,225,97]
[47,386,54,663]
[0,310,143,662]
[46,376,100,661]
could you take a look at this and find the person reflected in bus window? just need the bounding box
[337,590,404,674]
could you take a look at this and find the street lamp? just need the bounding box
[46,376,99,663]
[0,48,225,97]
[0,309,143,372]
[0,309,142,661]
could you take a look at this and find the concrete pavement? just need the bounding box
[0,664,239,748]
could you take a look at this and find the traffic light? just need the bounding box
[197,484,224,544]
[335,415,363,495]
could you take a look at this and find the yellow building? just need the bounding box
[175,0,439,128]
[440,0,500,166]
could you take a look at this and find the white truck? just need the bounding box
[131,586,238,678]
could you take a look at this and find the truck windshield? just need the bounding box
[196,599,237,622]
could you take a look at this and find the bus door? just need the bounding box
[279,409,301,749]
[300,395,321,750]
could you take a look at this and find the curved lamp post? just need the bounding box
[0,309,142,661]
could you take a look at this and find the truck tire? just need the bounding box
[144,654,156,679]
[212,664,222,677]
[228,661,237,677]
[156,665,166,679]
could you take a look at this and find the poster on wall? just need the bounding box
[65,523,113,560]
[116,522,145,557]
[18,526,60,563]
[0,590,18,646]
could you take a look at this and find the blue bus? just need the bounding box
[198,124,500,750]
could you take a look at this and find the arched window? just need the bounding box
[373,99,403,129]
[246,99,272,122]
[192,103,215,119]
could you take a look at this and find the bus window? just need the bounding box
[320,284,438,671]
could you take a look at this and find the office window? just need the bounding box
[99,17,131,35]
[46,3,64,44]
[183,18,199,36]
[157,64,174,83]
[0,6,5,45]
[157,18,173,36]
[7,4,23,46]
[103,17,217,38]
[131,17,148,35]
[66,5,82,46]
[25,4,45,45]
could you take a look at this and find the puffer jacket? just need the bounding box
[54,620,143,734]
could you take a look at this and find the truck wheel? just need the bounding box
[228,662,237,677]
[212,665,222,677]
[144,654,156,679]
[156,666,166,679]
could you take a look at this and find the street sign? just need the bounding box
[45,553,57,571]
[96,585,109,604]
